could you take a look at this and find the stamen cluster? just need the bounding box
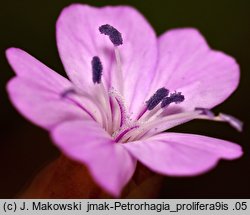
[62,24,185,143]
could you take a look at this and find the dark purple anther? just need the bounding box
[161,92,185,108]
[91,56,103,84]
[99,24,123,46]
[146,88,169,110]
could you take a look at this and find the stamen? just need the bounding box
[99,24,124,95]
[146,88,169,110]
[115,97,126,127]
[114,48,124,95]
[91,56,103,84]
[161,92,185,108]
[109,89,128,129]
[195,107,243,132]
[129,111,200,141]
[114,125,139,143]
[99,24,123,46]
[218,113,243,132]
[195,107,215,118]
[91,56,113,131]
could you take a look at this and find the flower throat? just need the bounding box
[61,24,185,143]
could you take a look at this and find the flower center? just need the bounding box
[61,24,186,143]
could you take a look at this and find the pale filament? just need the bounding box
[114,47,124,96]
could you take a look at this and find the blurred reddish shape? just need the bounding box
[20,156,163,198]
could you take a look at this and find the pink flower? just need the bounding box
[6,4,243,197]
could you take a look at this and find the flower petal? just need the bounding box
[6,48,92,129]
[7,78,87,129]
[51,120,137,196]
[6,48,71,91]
[124,133,242,176]
[148,28,239,110]
[56,4,157,115]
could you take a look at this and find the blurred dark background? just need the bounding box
[0,0,249,198]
